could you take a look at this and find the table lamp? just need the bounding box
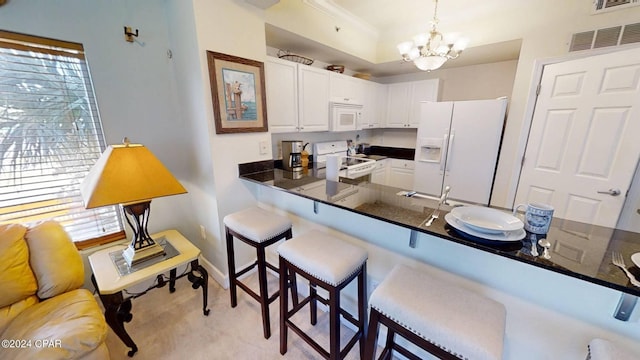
[80,138,187,266]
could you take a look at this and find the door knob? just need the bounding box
[597,188,621,196]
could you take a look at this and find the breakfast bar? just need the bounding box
[238,160,640,304]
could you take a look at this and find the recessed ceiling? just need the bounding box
[264,0,524,78]
[265,24,521,78]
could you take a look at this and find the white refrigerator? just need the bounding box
[413,99,507,205]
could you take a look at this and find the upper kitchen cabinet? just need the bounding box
[385,79,440,128]
[297,64,330,132]
[360,81,387,130]
[265,57,329,133]
[329,72,365,104]
[265,57,298,132]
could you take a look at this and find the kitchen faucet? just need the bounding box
[440,186,451,206]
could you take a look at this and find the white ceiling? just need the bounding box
[264,0,531,77]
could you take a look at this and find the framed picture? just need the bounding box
[206,51,268,134]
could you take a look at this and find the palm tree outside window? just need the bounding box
[0,31,124,248]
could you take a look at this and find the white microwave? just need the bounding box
[329,101,363,132]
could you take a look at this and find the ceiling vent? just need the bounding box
[569,22,640,51]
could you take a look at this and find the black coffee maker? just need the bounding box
[282,140,303,172]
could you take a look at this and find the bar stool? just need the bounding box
[588,338,638,360]
[278,230,368,360]
[364,264,506,360]
[224,207,298,339]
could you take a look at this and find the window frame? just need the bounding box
[0,30,125,249]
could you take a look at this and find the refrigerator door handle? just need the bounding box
[440,133,449,172]
[445,130,455,172]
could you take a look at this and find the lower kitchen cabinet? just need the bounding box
[371,159,389,185]
[388,159,414,189]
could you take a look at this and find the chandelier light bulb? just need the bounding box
[397,41,414,56]
[452,38,469,51]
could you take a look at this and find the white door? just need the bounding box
[515,47,640,228]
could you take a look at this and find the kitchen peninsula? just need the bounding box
[239,160,640,299]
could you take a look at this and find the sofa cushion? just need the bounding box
[1,289,108,360]
[0,224,38,308]
[25,221,84,299]
[0,295,38,335]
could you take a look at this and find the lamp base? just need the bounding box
[122,242,166,266]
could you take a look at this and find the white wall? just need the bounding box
[166,0,275,276]
[379,59,518,102]
[0,1,195,247]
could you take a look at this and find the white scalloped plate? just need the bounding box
[631,253,640,268]
[451,206,524,234]
[445,213,526,242]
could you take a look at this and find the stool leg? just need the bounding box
[364,308,381,360]
[358,264,367,359]
[257,245,271,339]
[329,286,340,360]
[225,227,238,308]
[310,284,318,325]
[288,270,299,306]
[383,326,395,360]
[279,256,289,355]
[285,228,299,306]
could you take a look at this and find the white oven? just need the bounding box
[314,141,376,180]
[330,100,362,132]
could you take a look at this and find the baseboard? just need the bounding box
[198,256,262,290]
[198,256,228,289]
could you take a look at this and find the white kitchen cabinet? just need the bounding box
[298,65,330,132]
[385,79,440,128]
[370,158,389,185]
[360,81,387,130]
[265,57,298,133]
[265,57,329,133]
[329,72,365,104]
[388,159,415,189]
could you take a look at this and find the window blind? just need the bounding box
[0,31,123,243]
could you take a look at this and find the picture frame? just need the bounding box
[206,51,268,134]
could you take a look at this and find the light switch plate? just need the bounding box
[259,140,268,155]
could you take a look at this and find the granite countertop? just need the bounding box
[238,160,640,297]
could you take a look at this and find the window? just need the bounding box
[0,31,124,248]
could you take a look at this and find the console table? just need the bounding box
[89,229,209,357]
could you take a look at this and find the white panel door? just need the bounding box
[516,47,640,228]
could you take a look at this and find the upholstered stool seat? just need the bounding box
[278,230,368,360]
[588,338,638,360]
[364,264,506,360]
[224,207,297,339]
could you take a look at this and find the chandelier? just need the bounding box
[397,0,468,71]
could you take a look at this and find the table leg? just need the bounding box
[91,275,138,357]
[187,259,210,316]
[169,268,177,293]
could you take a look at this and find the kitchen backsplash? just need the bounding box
[271,128,417,159]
